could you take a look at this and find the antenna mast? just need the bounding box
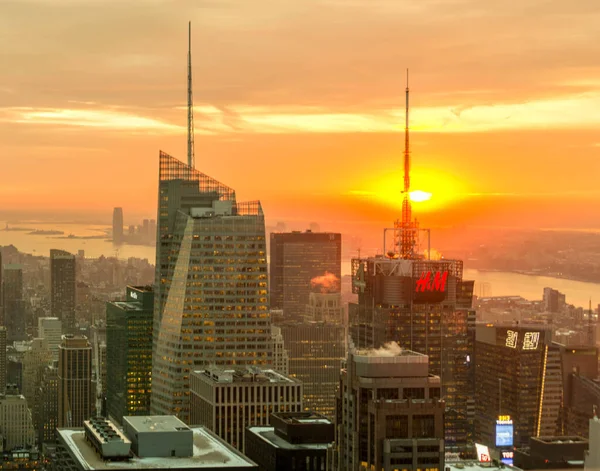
[393,69,418,259]
[187,21,195,169]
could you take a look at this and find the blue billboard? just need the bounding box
[495,423,514,447]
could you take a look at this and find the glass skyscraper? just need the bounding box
[106,286,154,424]
[151,152,271,422]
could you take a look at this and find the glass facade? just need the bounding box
[151,152,271,423]
[106,286,154,424]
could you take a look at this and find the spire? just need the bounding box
[187,21,195,169]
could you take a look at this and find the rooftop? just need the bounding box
[58,426,256,469]
[195,368,299,385]
[124,415,190,434]
[446,463,523,471]
[247,427,330,451]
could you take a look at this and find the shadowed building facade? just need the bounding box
[270,231,341,321]
[151,152,271,423]
[50,249,76,333]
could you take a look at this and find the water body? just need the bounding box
[1,221,598,308]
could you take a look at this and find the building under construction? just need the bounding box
[348,72,476,453]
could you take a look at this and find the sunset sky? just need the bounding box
[1,0,600,237]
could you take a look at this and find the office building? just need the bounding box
[270,231,341,321]
[350,256,476,451]
[53,415,257,470]
[106,286,154,424]
[333,343,445,471]
[514,436,588,469]
[271,326,289,375]
[38,317,63,361]
[58,334,93,427]
[22,337,52,412]
[189,367,303,451]
[50,249,77,333]
[0,385,36,450]
[113,207,124,244]
[544,287,566,313]
[279,321,345,419]
[35,361,59,445]
[246,411,334,471]
[304,291,344,323]
[475,325,562,448]
[585,415,600,470]
[3,264,25,342]
[0,326,6,394]
[152,152,271,422]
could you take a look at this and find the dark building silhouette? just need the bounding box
[58,334,92,428]
[2,264,25,342]
[106,286,153,424]
[113,207,124,244]
[50,249,76,333]
[245,412,334,471]
[270,231,341,321]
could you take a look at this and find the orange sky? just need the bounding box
[1,0,600,239]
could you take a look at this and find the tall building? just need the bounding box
[113,207,124,244]
[585,415,600,470]
[350,256,476,451]
[53,415,258,470]
[151,152,271,422]
[333,343,445,471]
[271,325,289,375]
[106,286,153,424]
[279,321,346,419]
[50,249,76,333]
[58,334,93,427]
[543,287,566,313]
[0,326,6,394]
[35,361,59,445]
[189,367,303,451]
[3,264,25,342]
[246,411,334,471]
[474,325,561,448]
[0,385,36,450]
[304,291,344,323]
[270,231,342,321]
[21,337,52,412]
[38,317,63,361]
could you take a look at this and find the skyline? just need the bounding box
[1,0,600,233]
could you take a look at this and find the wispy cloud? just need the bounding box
[0,107,183,134]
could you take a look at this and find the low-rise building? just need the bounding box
[53,415,257,470]
[246,411,333,471]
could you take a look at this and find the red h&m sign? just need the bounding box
[415,271,449,293]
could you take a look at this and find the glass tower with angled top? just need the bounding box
[151,151,271,422]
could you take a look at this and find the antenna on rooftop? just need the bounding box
[187,21,195,169]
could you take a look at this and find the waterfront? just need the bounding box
[1,221,598,308]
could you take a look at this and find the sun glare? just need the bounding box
[410,190,432,203]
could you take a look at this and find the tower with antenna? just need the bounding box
[393,69,419,259]
[187,21,195,169]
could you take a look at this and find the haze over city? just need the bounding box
[2,0,600,237]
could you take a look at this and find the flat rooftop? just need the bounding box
[124,415,189,434]
[446,462,522,471]
[247,427,330,451]
[195,368,299,384]
[353,348,428,364]
[58,426,256,469]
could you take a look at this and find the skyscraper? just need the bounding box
[269,231,341,321]
[474,325,561,448]
[50,249,76,333]
[107,286,153,424]
[58,334,93,427]
[279,321,346,419]
[2,264,25,342]
[333,343,445,471]
[113,207,124,244]
[0,326,6,394]
[151,152,271,422]
[38,316,63,361]
[350,256,476,452]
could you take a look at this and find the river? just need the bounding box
[1,221,598,308]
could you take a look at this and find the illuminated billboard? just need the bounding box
[475,443,491,463]
[496,415,514,447]
[499,328,544,350]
